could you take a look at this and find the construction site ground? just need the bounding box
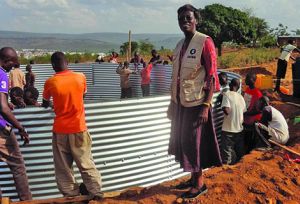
[5,60,300,204]
[91,61,300,204]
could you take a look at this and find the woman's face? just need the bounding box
[178,10,197,34]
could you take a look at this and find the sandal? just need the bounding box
[181,184,208,199]
[173,179,193,190]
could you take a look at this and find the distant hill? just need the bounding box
[0,31,182,52]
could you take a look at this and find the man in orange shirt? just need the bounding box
[42,52,102,200]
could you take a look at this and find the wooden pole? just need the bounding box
[286,102,300,108]
[128,30,131,62]
[269,139,300,157]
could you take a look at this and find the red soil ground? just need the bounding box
[88,61,300,204]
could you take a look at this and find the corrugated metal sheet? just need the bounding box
[20,63,94,101]
[19,63,238,102]
[0,96,185,200]
[91,63,172,100]
[1,65,240,201]
[20,63,173,101]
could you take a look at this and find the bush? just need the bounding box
[258,35,276,47]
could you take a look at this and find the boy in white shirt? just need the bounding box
[221,78,247,164]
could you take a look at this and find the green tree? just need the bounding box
[271,23,290,37]
[139,40,154,55]
[258,35,276,47]
[119,41,139,55]
[197,4,252,56]
[108,49,116,55]
[292,29,300,35]
[248,16,269,47]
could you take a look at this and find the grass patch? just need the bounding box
[218,48,279,69]
[20,53,97,64]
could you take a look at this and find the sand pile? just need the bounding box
[90,147,300,204]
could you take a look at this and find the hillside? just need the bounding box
[0,37,119,52]
[0,31,182,52]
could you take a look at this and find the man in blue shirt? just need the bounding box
[0,47,31,200]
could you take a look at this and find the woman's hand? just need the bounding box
[198,105,209,124]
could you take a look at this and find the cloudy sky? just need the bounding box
[0,0,299,34]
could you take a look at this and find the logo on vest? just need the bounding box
[187,48,196,59]
[190,49,196,55]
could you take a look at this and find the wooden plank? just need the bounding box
[7,191,120,204]
[12,195,91,204]
[1,197,11,204]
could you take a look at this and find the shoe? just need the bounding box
[181,184,208,199]
[79,183,89,195]
[174,179,193,190]
[92,193,104,201]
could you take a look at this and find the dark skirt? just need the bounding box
[168,102,222,172]
[276,59,287,79]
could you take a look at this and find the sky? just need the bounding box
[0,0,299,34]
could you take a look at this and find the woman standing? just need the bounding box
[168,4,222,200]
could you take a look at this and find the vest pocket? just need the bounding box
[182,79,204,102]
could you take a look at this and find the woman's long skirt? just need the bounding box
[168,102,222,172]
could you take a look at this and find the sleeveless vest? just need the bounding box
[171,31,208,107]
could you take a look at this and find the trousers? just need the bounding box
[0,127,32,200]
[221,131,245,165]
[52,131,102,197]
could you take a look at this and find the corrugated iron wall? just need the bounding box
[20,63,173,101]
[1,63,240,200]
[91,63,173,100]
[1,96,185,200]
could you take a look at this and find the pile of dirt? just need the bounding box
[226,66,274,78]
[91,146,300,204]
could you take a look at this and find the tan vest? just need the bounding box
[171,32,207,107]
